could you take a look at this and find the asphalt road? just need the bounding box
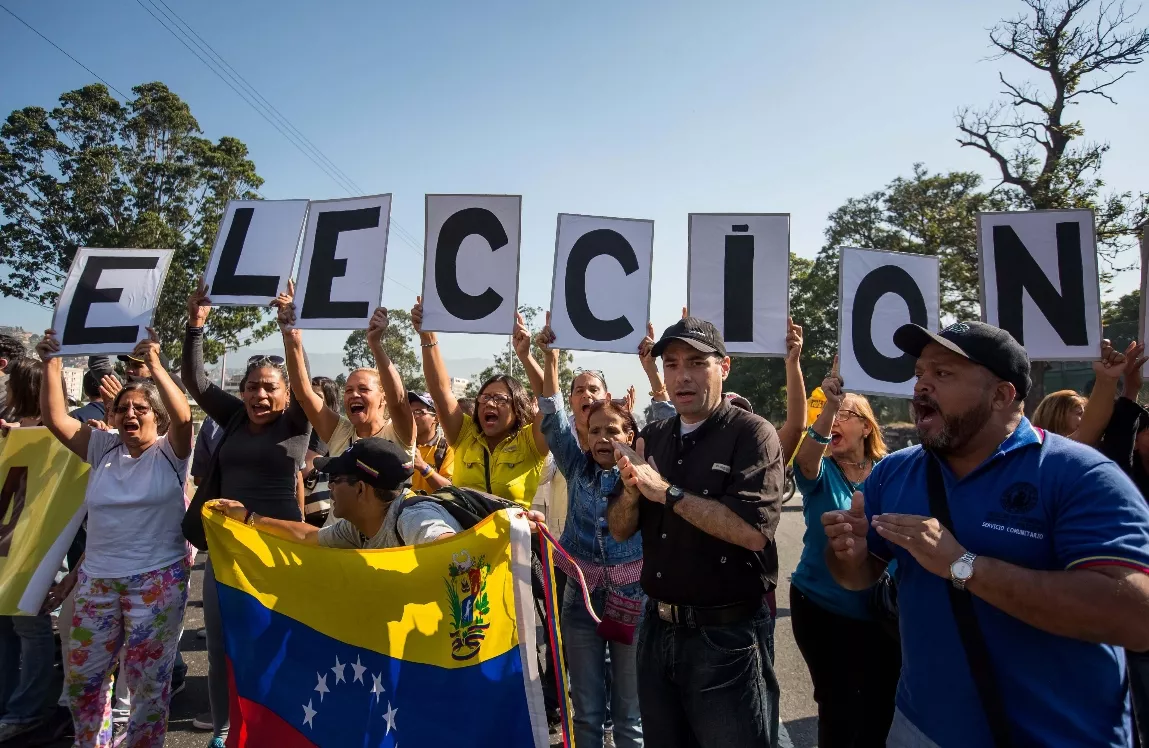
[37,502,818,748]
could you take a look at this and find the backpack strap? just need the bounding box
[433,435,449,472]
[925,452,1014,748]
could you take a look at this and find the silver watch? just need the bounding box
[950,551,976,591]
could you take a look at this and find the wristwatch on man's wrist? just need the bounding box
[665,485,685,512]
[950,551,977,590]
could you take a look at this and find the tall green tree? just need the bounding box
[342,309,426,392]
[465,306,575,396]
[956,0,1149,406]
[0,82,273,362]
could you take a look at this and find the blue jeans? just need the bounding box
[636,604,780,748]
[562,583,643,748]
[0,614,55,725]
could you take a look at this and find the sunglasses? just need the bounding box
[248,355,285,366]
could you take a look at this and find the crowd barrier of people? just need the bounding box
[1,288,1149,748]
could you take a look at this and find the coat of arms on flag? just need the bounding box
[203,504,554,747]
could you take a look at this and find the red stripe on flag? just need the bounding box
[225,658,318,748]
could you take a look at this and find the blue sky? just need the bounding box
[2,0,1147,391]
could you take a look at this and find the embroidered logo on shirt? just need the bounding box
[712,463,731,473]
[1000,482,1039,514]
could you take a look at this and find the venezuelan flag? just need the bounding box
[203,505,551,747]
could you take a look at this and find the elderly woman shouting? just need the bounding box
[38,329,192,748]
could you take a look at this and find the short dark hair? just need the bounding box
[371,485,405,504]
[311,376,340,412]
[4,358,42,421]
[473,375,534,432]
[112,380,171,435]
[0,334,26,369]
[82,370,104,400]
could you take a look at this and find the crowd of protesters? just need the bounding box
[1,286,1149,748]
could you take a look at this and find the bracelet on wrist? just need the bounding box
[650,388,668,397]
[806,425,832,445]
[421,341,438,349]
[420,464,433,477]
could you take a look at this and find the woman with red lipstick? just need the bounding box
[410,297,549,509]
[789,356,899,748]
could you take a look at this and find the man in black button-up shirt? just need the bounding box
[608,317,784,748]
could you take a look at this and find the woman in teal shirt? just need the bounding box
[791,358,900,747]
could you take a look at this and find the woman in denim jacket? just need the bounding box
[535,319,673,748]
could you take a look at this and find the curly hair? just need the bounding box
[473,375,535,433]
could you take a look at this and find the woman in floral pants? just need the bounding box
[67,563,189,745]
[39,330,193,747]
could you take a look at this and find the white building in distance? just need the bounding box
[450,377,470,399]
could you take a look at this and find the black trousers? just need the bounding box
[790,585,901,748]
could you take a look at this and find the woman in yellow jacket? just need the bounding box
[410,298,549,507]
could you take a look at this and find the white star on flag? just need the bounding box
[331,655,346,684]
[371,672,386,701]
[351,655,367,684]
[302,699,317,728]
[314,673,329,702]
[383,701,398,735]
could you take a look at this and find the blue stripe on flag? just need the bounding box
[218,583,536,747]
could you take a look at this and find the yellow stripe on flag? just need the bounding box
[0,427,89,615]
[203,507,521,670]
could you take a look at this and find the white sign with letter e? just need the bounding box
[51,247,175,356]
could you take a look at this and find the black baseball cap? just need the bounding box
[314,438,414,490]
[892,321,1032,399]
[651,317,727,358]
[407,391,435,413]
[118,350,172,370]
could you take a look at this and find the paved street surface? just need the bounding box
[39,501,817,748]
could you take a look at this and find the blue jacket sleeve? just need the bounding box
[648,399,677,422]
[538,394,586,480]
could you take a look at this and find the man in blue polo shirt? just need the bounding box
[823,321,1149,747]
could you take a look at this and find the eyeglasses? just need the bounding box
[248,355,285,366]
[411,409,434,418]
[114,403,151,415]
[478,393,512,406]
[574,368,607,385]
[328,474,359,487]
[834,410,861,423]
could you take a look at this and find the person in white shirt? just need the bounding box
[37,328,193,748]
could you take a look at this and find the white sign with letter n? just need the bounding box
[978,209,1101,361]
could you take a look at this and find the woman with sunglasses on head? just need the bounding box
[275,283,416,474]
[535,317,645,748]
[790,356,898,747]
[179,279,312,748]
[410,297,549,508]
[36,329,192,748]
